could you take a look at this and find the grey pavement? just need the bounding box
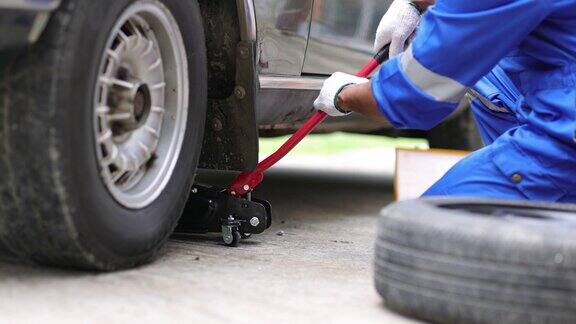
[0,167,421,324]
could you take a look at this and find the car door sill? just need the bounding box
[259,75,326,91]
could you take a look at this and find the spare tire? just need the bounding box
[374,198,576,324]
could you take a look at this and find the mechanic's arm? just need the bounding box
[316,0,552,130]
[337,83,385,122]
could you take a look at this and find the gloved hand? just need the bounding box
[374,0,421,57]
[314,72,369,117]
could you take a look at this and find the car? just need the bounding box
[0,0,480,270]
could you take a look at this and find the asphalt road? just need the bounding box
[0,168,421,324]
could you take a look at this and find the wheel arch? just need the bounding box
[196,0,259,171]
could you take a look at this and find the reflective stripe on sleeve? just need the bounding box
[400,46,467,104]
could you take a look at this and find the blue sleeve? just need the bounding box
[372,0,552,130]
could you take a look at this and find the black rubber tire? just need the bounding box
[375,198,576,324]
[428,104,484,151]
[224,230,242,248]
[0,0,206,270]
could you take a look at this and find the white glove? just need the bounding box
[374,0,421,57]
[314,72,369,117]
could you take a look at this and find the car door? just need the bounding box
[254,0,313,76]
[303,0,392,75]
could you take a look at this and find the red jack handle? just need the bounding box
[227,45,391,197]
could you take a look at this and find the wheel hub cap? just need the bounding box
[93,1,189,209]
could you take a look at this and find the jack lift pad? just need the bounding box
[174,185,272,246]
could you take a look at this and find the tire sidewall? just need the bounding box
[375,198,576,323]
[54,0,206,265]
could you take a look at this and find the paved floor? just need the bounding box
[0,168,421,324]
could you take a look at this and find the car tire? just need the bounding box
[375,198,576,324]
[0,0,206,270]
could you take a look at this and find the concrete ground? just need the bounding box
[0,167,422,324]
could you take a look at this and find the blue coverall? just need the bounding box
[371,0,576,202]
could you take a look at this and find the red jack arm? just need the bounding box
[227,45,390,197]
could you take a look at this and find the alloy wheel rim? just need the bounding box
[94,0,189,209]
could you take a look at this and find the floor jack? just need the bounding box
[175,45,390,246]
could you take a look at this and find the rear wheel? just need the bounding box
[0,0,207,270]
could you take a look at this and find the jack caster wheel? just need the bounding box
[223,229,242,247]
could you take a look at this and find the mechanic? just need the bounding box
[314,0,576,202]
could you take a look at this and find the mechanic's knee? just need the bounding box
[420,146,525,200]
